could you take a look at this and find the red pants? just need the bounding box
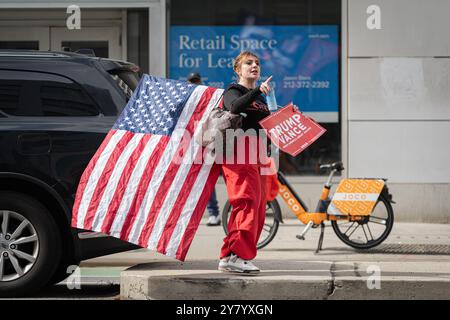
[220,136,267,260]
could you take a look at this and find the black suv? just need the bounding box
[0,50,141,297]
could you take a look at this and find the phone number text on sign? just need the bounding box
[283,80,330,89]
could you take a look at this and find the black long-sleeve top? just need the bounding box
[222,83,270,133]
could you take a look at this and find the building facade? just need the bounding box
[1,0,449,222]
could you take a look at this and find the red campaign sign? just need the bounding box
[259,103,327,157]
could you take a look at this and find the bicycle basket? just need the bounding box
[327,179,385,216]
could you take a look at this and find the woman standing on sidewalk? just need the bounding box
[218,50,273,274]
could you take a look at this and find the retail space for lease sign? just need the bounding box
[169,25,339,123]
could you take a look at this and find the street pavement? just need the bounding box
[74,219,450,300]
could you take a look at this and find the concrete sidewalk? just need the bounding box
[82,220,450,300]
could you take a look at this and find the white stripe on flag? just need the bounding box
[91,133,145,231]
[165,162,214,258]
[76,130,126,228]
[127,85,208,244]
[147,89,223,250]
[108,134,161,237]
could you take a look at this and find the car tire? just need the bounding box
[0,191,62,297]
[48,261,80,286]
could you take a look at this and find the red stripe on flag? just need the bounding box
[156,147,206,254]
[100,134,152,234]
[137,87,217,248]
[136,131,191,247]
[71,130,117,228]
[119,136,170,240]
[83,131,134,230]
[174,163,221,261]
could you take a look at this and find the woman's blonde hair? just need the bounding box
[233,50,260,80]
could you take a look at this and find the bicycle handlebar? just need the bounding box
[319,161,344,172]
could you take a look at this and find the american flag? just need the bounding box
[71,75,223,261]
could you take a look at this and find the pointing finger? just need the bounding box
[265,75,273,84]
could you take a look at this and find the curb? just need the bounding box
[119,260,450,300]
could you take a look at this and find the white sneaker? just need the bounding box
[207,215,221,226]
[226,254,260,274]
[218,256,230,271]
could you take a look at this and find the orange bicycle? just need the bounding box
[222,161,395,253]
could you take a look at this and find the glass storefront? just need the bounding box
[127,9,149,74]
[169,0,341,176]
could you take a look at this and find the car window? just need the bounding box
[0,70,100,116]
[40,83,99,116]
[111,74,133,101]
[110,70,141,101]
[0,83,20,115]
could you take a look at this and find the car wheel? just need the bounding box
[48,261,80,286]
[0,191,62,297]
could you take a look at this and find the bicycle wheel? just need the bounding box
[221,199,280,249]
[331,193,394,249]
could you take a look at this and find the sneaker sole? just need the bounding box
[225,265,260,274]
[218,266,229,271]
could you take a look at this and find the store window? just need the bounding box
[169,0,341,176]
[127,9,149,74]
[0,41,39,50]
